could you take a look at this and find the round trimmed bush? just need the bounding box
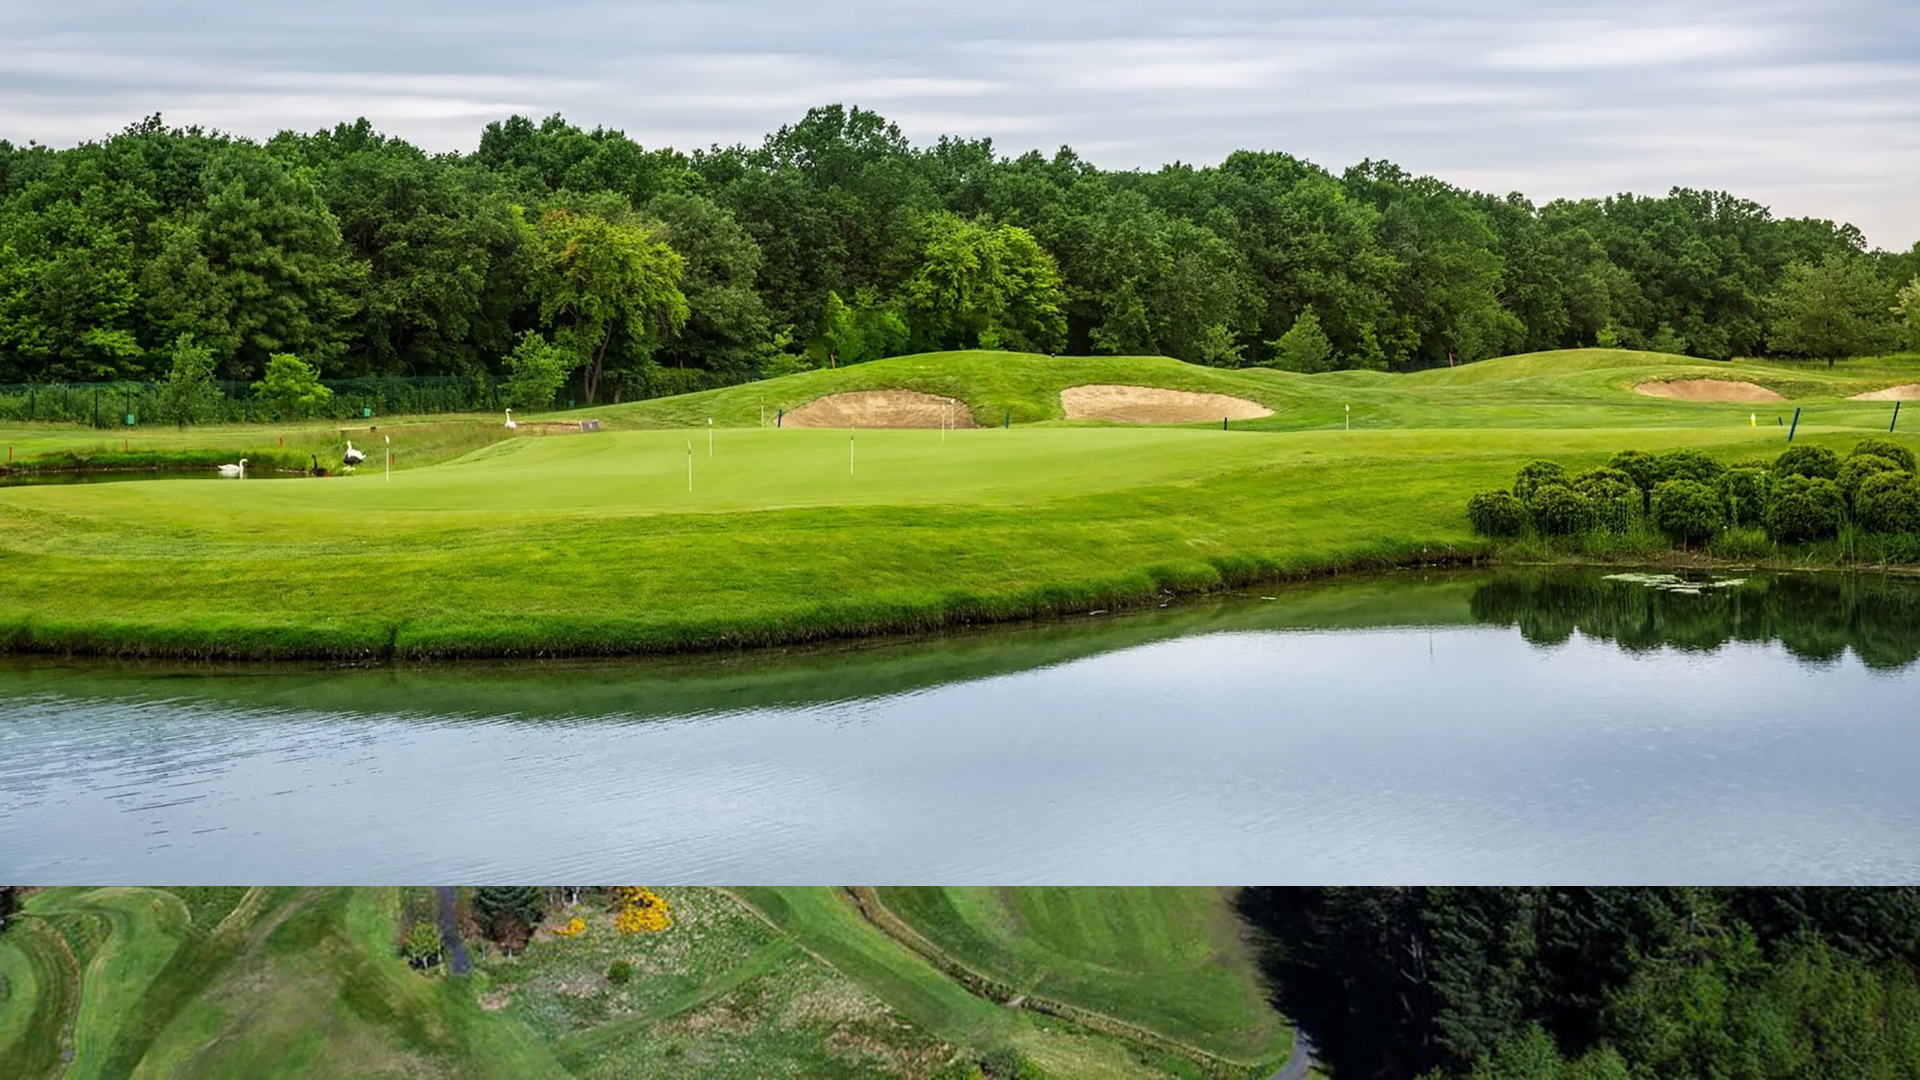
[1765,475,1845,543]
[1573,466,1635,491]
[1606,450,1661,493]
[1650,479,1726,544]
[1528,484,1597,537]
[1855,472,1920,534]
[1716,467,1772,527]
[1513,460,1570,504]
[1580,477,1643,533]
[1467,491,1529,538]
[1773,444,1840,481]
[1651,449,1726,486]
[1850,438,1917,473]
[606,959,633,985]
[1837,453,1902,509]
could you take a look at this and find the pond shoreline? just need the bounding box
[3,540,1915,665]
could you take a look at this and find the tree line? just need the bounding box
[3,107,1918,402]
[1238,887,1920,1080]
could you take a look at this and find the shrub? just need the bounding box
[1467,491,1529,538]
[1513,460,1570,503]
[606,959,633,985]
[501,331,576,410]
[1651,449,1726,485]
[1850,438,1917,473]
[1855,473,1920,534]
[401,921,442,970]
[1837,454,1902,509]
[250,353,333,420]
[1573,466,1634,491]
[1773,444,1840,480]
[1606,450,1661,492]
[1766,475,1846,543]
[154,334,222,428]
[1529,484,1597,537]
[1651,480,1726,544]
[1716,467,1772,527]
[1579,477,1643,533]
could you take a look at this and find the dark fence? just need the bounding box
[0,368,740,427]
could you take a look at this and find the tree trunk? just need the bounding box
[584,328,614,405]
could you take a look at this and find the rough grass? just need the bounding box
[873,887,1288,1064]
[1,349,1915,660]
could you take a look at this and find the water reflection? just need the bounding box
[1470,570,1920,670]
[2,570,1917,884]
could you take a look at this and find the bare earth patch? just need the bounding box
[1059,384,1273,423]
[1633,379,1785,403]
[1851,384,1920,401]
[784,390,976,429]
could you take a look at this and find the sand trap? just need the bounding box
[1060,384,1273,424]
[1851,384,1920,401]
[784,390,976,429]
[1633,379,1785,403]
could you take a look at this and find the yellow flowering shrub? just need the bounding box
[553,917,587,938]
[611,887,672,934]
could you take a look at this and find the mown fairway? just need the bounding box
[1,348,1916,658]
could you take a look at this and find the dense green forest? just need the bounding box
[1239,887,1920,1080]
[3,106,1918,400]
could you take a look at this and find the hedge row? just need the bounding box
[1467,439,1920,546]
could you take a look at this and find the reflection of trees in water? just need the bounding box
[1470,572,1920,671]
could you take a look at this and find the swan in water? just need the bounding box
[505,408,517,431]
[218,459,248,479]
[342,440,366,466]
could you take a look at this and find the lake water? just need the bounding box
[3,569,1917,884]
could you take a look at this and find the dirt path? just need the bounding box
[435,887,471,975]
[1270,1030,1316,1080]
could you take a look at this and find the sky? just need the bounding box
[4,0,1917,248]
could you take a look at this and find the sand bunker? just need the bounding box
[1060,384,1273,424]
[784,389,976,428]
[1851,384,1920,401]
[1633,379,1785,403]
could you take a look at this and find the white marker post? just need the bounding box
[849,429,856,476]
[1345,404,1350,431]
[687,441,693,492]
[385,435,391,482]
[708,418,714,458]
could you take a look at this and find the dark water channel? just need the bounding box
[3,569,1918,883]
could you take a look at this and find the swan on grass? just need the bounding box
[342,440,366,466]
[505,408,517,431]
[218,458,248,479]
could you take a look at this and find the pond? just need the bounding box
[0,468,309,486]
[3,569,1917,884]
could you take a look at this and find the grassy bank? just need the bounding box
[1,349,1916,660]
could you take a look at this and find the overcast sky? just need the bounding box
[5,0,1917,248]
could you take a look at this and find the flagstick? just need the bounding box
[707,418,714,458]
[849,429,855,476]
[385,435,391,482]
[687,441,693,492]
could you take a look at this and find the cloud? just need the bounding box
[1,0,1915,247]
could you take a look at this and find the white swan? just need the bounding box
[218,458,248,479]
[342,440,366,466]
[504,408,517,431]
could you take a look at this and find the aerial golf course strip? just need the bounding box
[1,349,1917,660]
[0,886,1280,1079]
